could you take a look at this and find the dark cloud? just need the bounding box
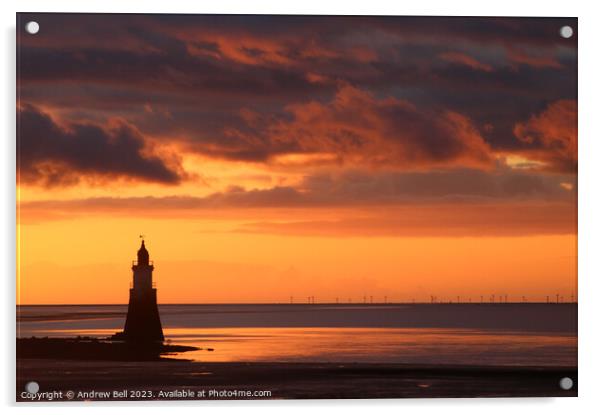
[514,100,577,172]
[300,168,575,203]
[16,14,577,189]
[438,52,493,72]
[17,14,576,100]
[20,167,575,215]
[195,84,494,168]
[20,175,576,237]
[17,44,323,101]
[18,104,183,186]
[17,14,576,47]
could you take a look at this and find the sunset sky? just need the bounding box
[17,14,577,304]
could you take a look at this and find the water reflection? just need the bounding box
[166,327,576,366]
[31,326,576,366]
[17,305,577,366]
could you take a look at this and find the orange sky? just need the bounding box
[17,182,577,304]
[16,14,577,304]
[17,217,577,304]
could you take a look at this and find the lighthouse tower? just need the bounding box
[123,240,164,342]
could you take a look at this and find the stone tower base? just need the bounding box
[123,288,164,342]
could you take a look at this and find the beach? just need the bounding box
[16,303,578,400]
[17,360,577,400]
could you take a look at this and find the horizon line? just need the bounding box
[16,301,579,306]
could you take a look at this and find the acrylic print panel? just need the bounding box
[16,13,577,401]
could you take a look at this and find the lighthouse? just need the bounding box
[122,240,164,342]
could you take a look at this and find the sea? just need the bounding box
[17,303,577,367]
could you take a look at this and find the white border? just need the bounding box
[3,0,602,413]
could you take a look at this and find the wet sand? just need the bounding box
[16,304,578,400]
[17,359,577,401]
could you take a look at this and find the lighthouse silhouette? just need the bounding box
[122,239,164,342]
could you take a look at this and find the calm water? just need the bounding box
[17,304,577,367]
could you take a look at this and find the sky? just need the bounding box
[17,14,577,304]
